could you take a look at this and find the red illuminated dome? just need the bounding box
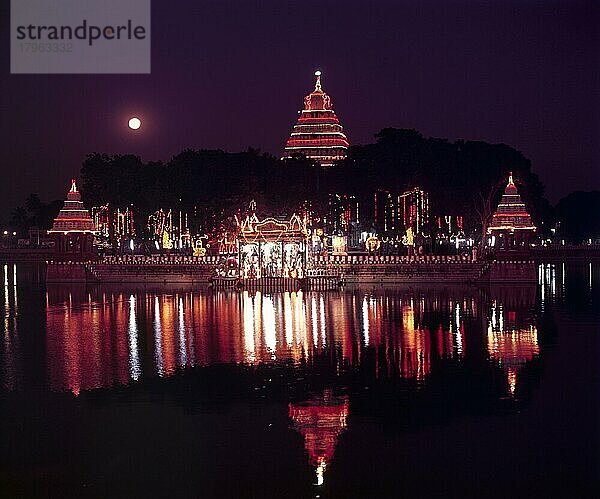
[48,179,96,234]
[488,173,536,233]
[47,179,97,260]
[283,71,349,167]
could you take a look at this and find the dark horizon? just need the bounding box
[1,0,598,223]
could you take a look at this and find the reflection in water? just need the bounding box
[154,295,164,376]
[243,291,256,363]
[178,297,187,368]
[2,262,598,496]
[487,297,539,398]
[46,288,130,395]
[289,391,349,486]
[3,264,564,485]
[2,264,19,390]
[263,294,277,355]
[128,295,141,381]
[39,285,544,398]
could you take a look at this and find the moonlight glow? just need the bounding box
[128,117,141,130]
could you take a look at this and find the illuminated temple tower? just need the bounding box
[283,71,349,166]
[488,172,537,248]
[48,179,97,260]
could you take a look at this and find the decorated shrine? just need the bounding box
[488,172,537,248]
[236,207,308,279]
[48,179,97,260]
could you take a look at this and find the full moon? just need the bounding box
[128,117,141,130]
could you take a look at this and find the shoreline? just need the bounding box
[44,257,537,285]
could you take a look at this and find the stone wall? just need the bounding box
[46,262,87,282]
[46,255,538,284]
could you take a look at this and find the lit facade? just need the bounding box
[93,204,136,252]
[326,194,359,234]
[400,188,429,236]
[147,208,191,252]
[114,207,136,244]
[374,187,429,236]
[488,172,536,248]
[92,204,111,239]
[236,208,308,278]
[283,71,349,166]
[48,179,97,259]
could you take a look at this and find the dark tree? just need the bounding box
[334,129,552,240]
[555,191,600,243]
[8,195,62,235]
[78,128,553,242]
[10,206,28,234]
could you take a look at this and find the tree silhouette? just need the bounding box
[76,128,553,242]
[556,191,600,243]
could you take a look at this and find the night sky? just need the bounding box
[0,0,598,222]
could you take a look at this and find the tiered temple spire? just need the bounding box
[283,71,349,166]
[488,173,536,233]
[487,172,536,249]
[48,179,97,260]
[48,179,96,234]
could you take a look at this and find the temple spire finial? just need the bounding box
[70,179,77,193]
[508,171,514,186]
[314,70,322,92]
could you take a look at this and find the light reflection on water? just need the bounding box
[35,284,542,396]
[0,261,597,493]
[289,390,349,486]
[0,261,563,398]
[35,279,547,485]
[2,263,575,399]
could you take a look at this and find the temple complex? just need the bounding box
[488,172,537,248]
[48,179,97,260]
[283,71,349,166]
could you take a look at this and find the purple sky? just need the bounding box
[0,0,598,221]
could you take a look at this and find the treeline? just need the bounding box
[80,148,321,216]
[12,127,598,242]
[79,128,553,237]
[337,128,552,232]
[9,194,62,235]
[555,191,600,243]
[80,149,322,234]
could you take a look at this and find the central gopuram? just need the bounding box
[283,71,349,166]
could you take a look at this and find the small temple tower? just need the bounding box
[487,172,537,249]
[283,71,349,166]
[48,179,97,260]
